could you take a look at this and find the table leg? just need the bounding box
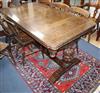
[63,42,76,62]
[49,42,80,83]
[96,28,100,41]
[33,40,80,83]
[49,58,80,83]
[0,1,2,8]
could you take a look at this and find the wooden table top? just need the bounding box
[1,3,96,50]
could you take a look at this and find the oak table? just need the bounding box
[1,3,96,83]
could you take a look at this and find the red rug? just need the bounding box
[15,46,99,93]
[27,52,89,93]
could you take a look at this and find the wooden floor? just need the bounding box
[93,81,100,93]
[89,32,100,48]
[83,31,100,48]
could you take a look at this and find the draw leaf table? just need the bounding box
[1,3,96,83]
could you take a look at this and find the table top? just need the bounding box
[1,3,96,50]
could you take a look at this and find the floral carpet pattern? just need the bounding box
[14,47,100,93]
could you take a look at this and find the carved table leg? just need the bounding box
[49,42,80,83]
[63,42,76,62]
[33,41,80,84]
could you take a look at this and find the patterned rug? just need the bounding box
[14,46,100,93]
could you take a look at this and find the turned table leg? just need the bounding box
[96,28,100,41]
[0,1,2,8]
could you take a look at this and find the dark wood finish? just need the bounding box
[1,3,96,50]
[80,1,100,41]
[80,0,84,5]
[87,1,100,8]
[49,58,80,83]
[90,1,100,41]
[8,0,13,7]
[96,14,100,41]
[0,18,34,65]
[64,0,70,6]
[0,0,13,8]
[0,30,6,36]
[96,28,100,41]
[1,3,96,83]
[80,0,100,10]
[0,1,2,8]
